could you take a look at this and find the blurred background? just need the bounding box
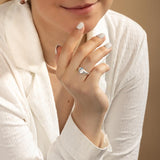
[111,0,160,159]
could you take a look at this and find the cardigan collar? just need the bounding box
[4,0,110,73]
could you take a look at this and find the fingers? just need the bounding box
[68,33,106,70]
[79,43,112,73]
[87,63,110,85]
[56,22,85,79]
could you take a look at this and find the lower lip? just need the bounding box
[61,3,97,15]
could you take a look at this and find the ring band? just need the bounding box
[78,67,89,75]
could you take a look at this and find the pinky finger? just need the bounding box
[86,63,110,85]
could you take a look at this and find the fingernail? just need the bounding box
[104,42,112,49]
[55,45,60,55]
[76,22,84,30]
[97,33,105,39]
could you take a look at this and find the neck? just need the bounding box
[31,11,86,68]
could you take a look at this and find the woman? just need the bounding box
[0,0,149,159]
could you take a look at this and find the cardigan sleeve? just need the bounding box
[0,45,112,160]
[102,30,149,159]
[47,113,112,160]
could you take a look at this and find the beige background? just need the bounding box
[111,0,160,159]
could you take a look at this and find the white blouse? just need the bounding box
[0,0,149,160]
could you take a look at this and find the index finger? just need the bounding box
[57,22,85,76]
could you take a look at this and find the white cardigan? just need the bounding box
[0,0,149,159]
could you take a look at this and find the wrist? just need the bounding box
[71,109,105,147]
[72,105,105,129]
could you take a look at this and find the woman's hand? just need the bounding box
[56,22,112,146]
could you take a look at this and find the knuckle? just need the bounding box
[65,45,73,54]
[94,66,102,72]
[85,55,94,64]
[61,74,70,86]
[77,47,85,55]
[94,63,110,73]
[90,36,100,43]
[104,64,110,71]
[100,46,107,52]
[61,74,78,90]
[101,63,110,71]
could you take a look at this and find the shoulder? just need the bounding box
[102,11,149,84]
[104,10,147,44]
[105,9,146,35]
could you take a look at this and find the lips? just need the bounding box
[61,2,97,10]
[60,1,98,15]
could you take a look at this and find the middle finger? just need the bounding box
[79,43,112,73]
[67,33,106,71]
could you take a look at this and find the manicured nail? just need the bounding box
[97,33,105,39]
[76,22,84,30]
[55,45,60,55]
[104,43,112,49]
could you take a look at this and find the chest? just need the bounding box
[48,73,74,134]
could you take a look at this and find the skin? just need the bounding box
[31,0,113,147]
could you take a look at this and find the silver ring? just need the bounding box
[78,67,89,75]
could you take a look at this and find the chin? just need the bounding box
[64,21,97,35]
[83,22,97,34]
[64,13,105,35]
[83,17,102,34]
